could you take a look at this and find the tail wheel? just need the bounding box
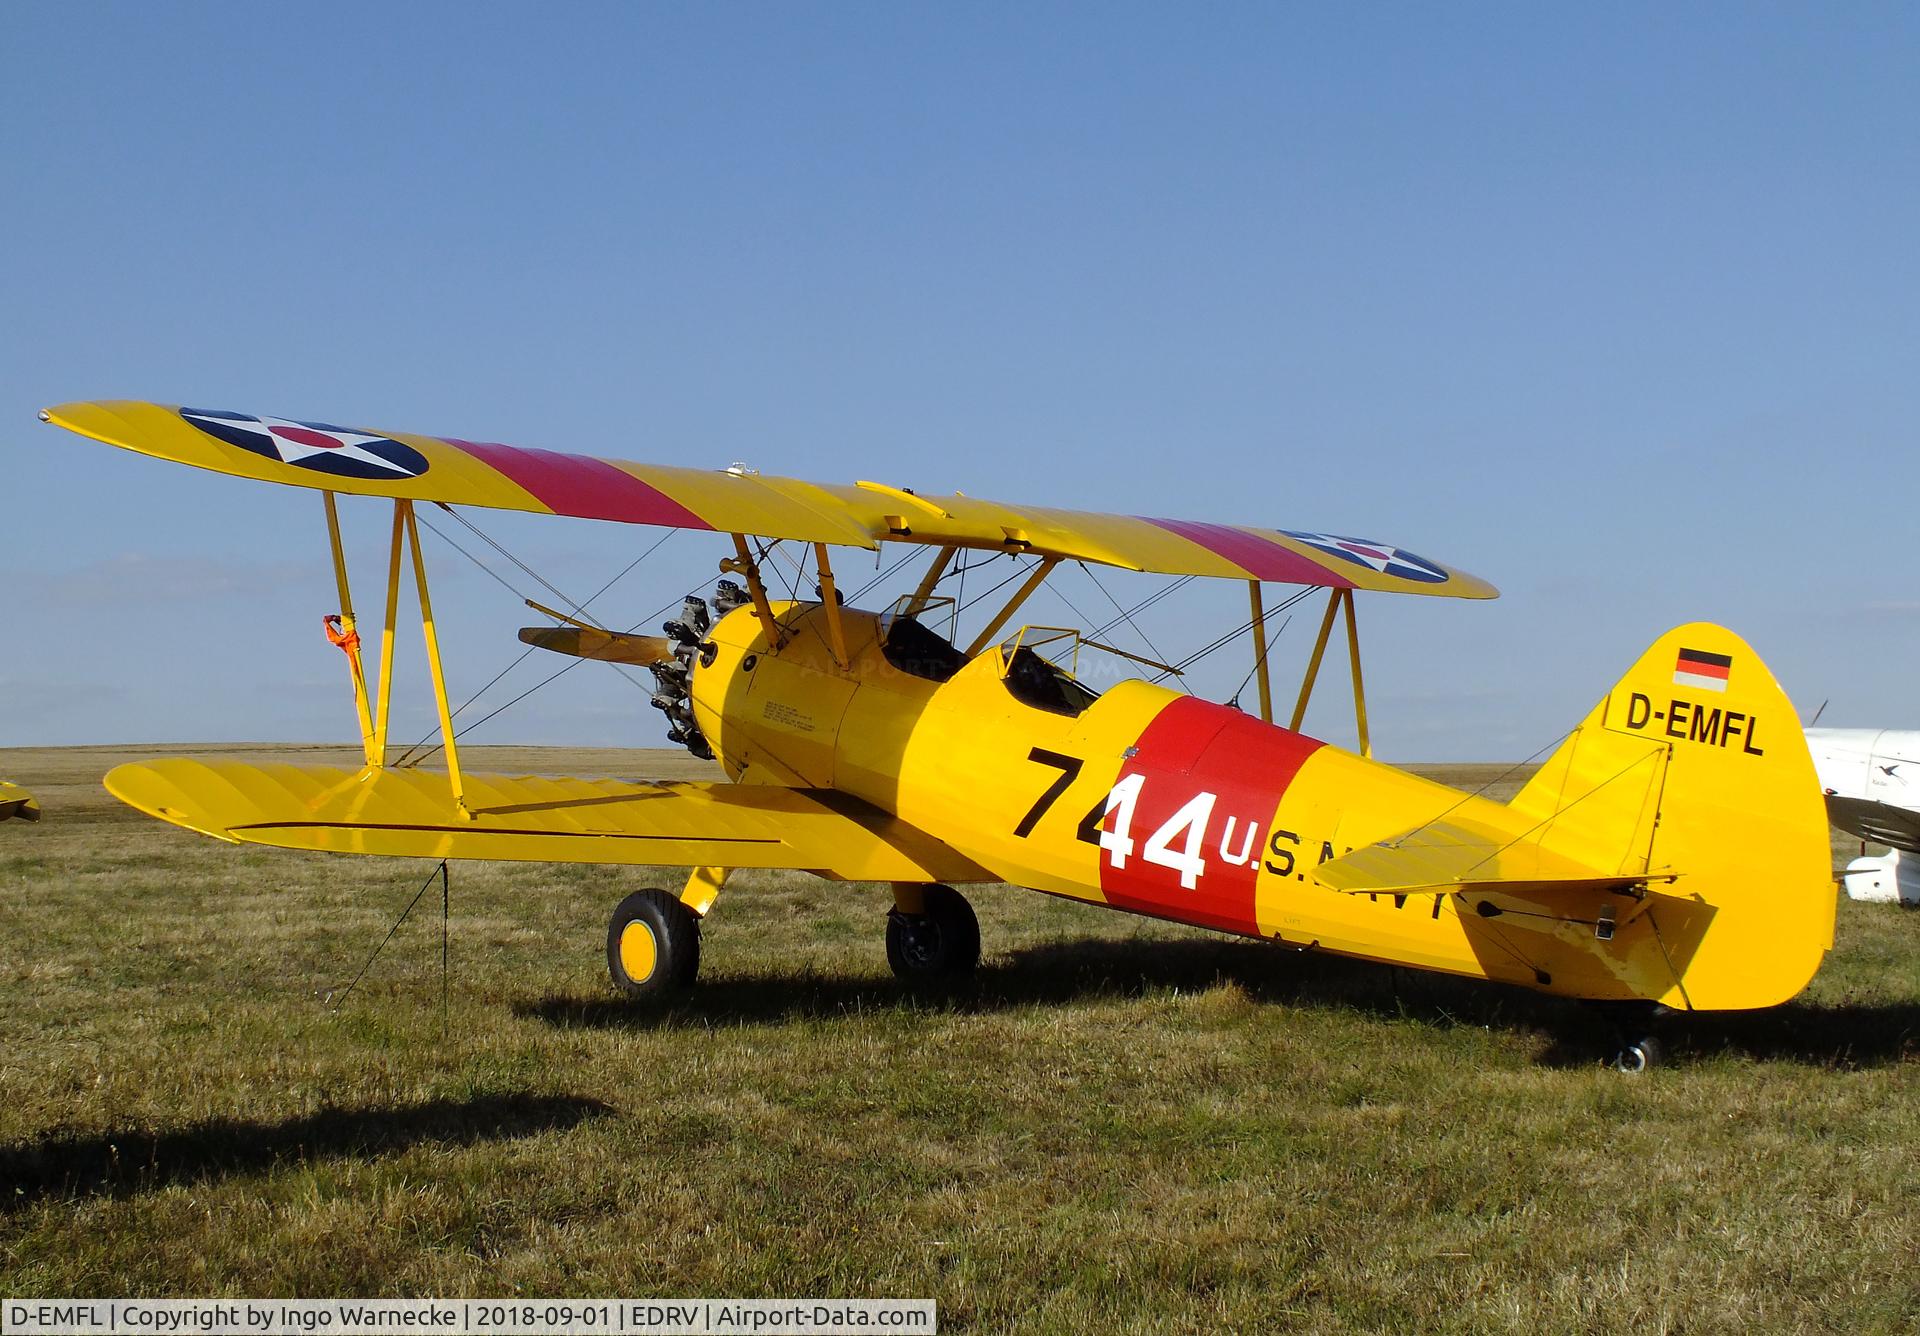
[886,885,980,982]
[1611,1035,1665,1074]
[607,888,700,998]
[1592,1001,1670,1074]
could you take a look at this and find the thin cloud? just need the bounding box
[33,553,314,607]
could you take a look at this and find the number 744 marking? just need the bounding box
[1016,747,1258,891]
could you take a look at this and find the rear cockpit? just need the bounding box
[999,633,1102,717]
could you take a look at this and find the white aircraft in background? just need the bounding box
[1806,728,1920,905]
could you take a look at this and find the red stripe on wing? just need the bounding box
[445,438,713,529]
[1142,518,1355,587]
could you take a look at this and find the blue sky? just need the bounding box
[3,3,1915,759]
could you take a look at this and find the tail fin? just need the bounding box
[1509,622,1833,1009]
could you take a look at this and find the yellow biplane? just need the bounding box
[43,401,1835,1068]
[0,781,38,822]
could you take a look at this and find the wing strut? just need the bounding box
[813,543,850,668]
[322,491,378,765]
[1343,586,1371,758]
[405,501,472,818]
[966,557,1061,657]
[317,494,474,817]
[723,534,786,649]
[904,547,954,617]
[371,502,407,765]
[1247,581,1274,723]
[1290,588,1371,757]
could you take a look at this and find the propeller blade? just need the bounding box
[517,626,676,666]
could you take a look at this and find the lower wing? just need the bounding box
[1824,794,1920,854]
[106,758,988,883]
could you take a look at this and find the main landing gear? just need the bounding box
[604,873,983,998]
[885,884,981,983]
[607,888,702,999]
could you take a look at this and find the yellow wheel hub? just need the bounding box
[618,920,659,984]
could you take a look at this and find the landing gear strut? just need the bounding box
[886,884,981,983]
[607,888,701,998]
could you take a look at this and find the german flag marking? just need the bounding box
[1674,647,1731,693]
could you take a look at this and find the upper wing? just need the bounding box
[106,757,990,883]
[0,781,38,822]
[42,400,1496,598]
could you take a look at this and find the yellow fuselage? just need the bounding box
[690,601,1825,1009]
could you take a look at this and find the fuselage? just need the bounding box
[1805,726,1920,849]
[1805,726,1920,904]
[687,600,1753,1004]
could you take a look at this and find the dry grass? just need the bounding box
[0,745,1915,1332]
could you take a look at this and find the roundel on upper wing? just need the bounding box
[1279,530,1449,584]
[179,408,430,481]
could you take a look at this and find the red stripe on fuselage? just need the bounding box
[445,438,713,529]
[1142,518,1355,587]
[1097,696,1325,937]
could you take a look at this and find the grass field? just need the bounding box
[0,745,1915,1332]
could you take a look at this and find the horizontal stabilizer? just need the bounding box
[104,758,987,883]
[517,625,675,666]
[1312,818,1665,898]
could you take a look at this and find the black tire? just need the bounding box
[886,885,981,982]
[607,888,700,998]
[1611,1035,1664,1074]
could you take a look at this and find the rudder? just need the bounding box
[1509,623,1833,1009]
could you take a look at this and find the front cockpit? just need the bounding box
[876,608,968,683]
[679,590,1112,788]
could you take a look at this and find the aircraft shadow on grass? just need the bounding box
[0,1092,610,1212]
[517,937,1920,1071]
